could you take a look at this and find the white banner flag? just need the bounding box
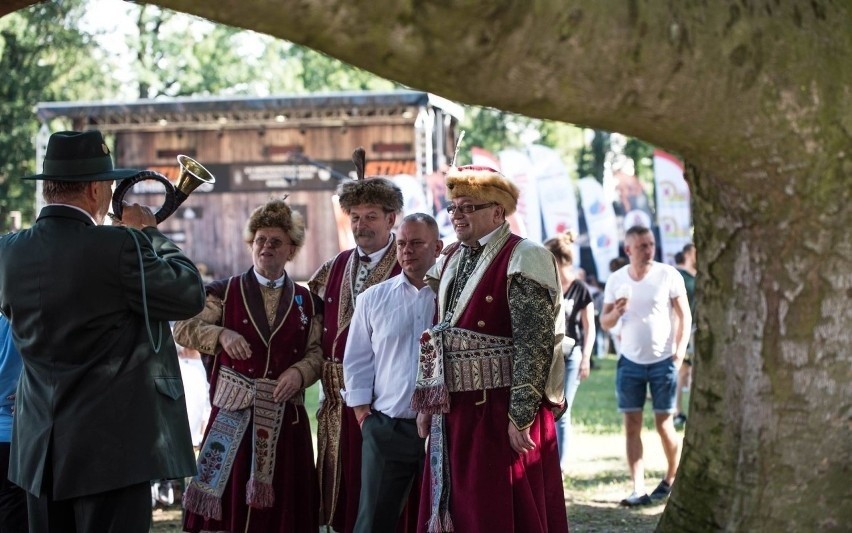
[527,144,579,240]
[653,149,692,265]
[499,149,538,241]
[578,177,621,281]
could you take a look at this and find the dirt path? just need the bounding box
[152,428,675,532]
[563,431,671,531]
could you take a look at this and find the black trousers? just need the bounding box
[0,442,27,533]
[355,411,425,533]
[26,461,150,533]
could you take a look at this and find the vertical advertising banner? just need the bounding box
[653,149,692,264]
[498,148,536,239]
[578,177,621,281]
[471,147,526,238]
[527,144,579,246]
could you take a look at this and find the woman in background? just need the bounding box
[544,231,596,475]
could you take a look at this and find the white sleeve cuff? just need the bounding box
[344,388,373,407]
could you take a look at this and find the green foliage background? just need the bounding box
[0,1,116,231]
[0,0,654,232]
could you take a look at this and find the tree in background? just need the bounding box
[131,5,265,98]
[577,129,609,183]
[130,4,399,99]
[0,1,114,232]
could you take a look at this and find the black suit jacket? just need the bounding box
[0,205,205,499]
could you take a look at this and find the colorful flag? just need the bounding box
[578,177,621,281]
[653,149,692,264]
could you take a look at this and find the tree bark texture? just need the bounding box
[7,0,851,530]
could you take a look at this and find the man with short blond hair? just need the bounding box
[345,213,442,533]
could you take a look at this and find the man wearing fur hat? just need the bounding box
[176,198,323,532]
[309,148,406,533]
[412,165,569,533]
[0,130,205,532]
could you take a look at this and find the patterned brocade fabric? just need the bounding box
[443,329,514,392]
[508,274,555,430]
[444,245,484,323]
[258,285,282,327]
[316,360,345,524]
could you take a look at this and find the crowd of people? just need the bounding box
[0,129,695,533]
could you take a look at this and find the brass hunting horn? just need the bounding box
[111,155,215,223]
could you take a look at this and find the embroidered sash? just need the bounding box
[184,366,300,519]
[414,327,516,532]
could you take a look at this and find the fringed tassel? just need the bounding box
[411,385,450,414]
[441,510,455,532]
[425,507,455,532]
[427,511,444,533]
[246,478,275,509]
[183,484,223,521]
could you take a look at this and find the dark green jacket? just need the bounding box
[0,205,205,499]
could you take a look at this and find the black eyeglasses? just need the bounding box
[253,237,291,249]
[446,202,496,215]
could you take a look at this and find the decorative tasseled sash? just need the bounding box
[316,360,345,525]
[411,327,450,415]
[413,327,515,532]
[245,377,287,509]
[184,366,296,519]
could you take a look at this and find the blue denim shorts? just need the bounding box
[615,356,678,413]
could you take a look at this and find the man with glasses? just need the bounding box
[412,165,569,532]
[343,213,442,532]
[309,148,407,533]
[176,198,323,532]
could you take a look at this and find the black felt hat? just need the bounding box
[23,130,140,181]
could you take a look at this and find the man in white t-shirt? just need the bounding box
[601,226,691,507]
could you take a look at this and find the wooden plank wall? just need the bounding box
[114,123,417,282]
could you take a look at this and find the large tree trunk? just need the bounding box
[7,0,850,530]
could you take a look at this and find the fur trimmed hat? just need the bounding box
[336,147,404,214]
[244,196,306,249]
[446,165,519,216]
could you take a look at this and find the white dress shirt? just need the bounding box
[343,273,436,419]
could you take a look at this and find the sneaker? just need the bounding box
[650,480,672,501]
[620,492,652,507]
[673,413,687,428]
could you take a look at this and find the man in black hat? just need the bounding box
[0,130,205,532]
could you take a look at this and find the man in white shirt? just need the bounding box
[601,225,691,507]
[343,213,442,533]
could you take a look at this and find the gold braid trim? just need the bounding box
[316,361,344,525]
